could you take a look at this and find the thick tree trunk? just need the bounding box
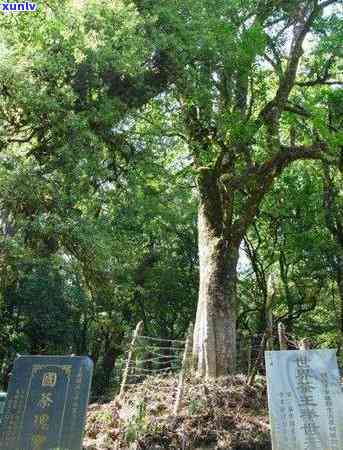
[193,201,239,378]
[102,343,119,390]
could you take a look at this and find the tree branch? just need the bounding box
[297,79,343,87]
[6,129,37,145]
[296,54,341,86]
[257,1,327,128]
[284,102,312,117]
[319,0,341,8]
[233,142,327,236]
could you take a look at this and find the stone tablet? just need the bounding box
[265,349,343,450]
[0,355,93,450]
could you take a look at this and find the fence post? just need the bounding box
[278,322,287,350]
[266,274,275,350]
[174,323,193,415]
[299,338,311,350]
[247,331,268,386]
[119,321,144,400]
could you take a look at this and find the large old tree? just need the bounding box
[134,0,342,377]
[0,0,342,377]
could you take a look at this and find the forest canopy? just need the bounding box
[0,0,342,391]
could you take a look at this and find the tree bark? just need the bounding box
[193,198,239,378]
[101,330,123,391]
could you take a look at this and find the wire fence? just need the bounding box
[124,335,185,384]
[117,322,188,400]
[117,321,193,414]
[116,321,321,414]
[117,325,270,399]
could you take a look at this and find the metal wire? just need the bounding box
[138,335,186,344]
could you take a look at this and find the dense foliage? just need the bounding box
[0,0,342,391]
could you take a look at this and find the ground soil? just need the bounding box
[83,374,271,450]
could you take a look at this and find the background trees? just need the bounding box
[0,0,342,390]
